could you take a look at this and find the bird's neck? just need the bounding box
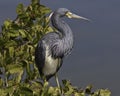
[51,15,74,56]
[52,15,73,39]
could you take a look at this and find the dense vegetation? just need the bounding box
[0,0,111,95]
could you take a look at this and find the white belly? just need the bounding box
[43,44,61,76]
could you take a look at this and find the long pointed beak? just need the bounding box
[71,13,90,21]
[66,12,90,21]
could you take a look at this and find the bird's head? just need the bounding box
[49,8,90,21]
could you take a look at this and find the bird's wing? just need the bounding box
[44,32,64,58]
[35,32,60,71]
[35,40,46,75]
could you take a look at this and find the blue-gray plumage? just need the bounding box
[35,8,89,88]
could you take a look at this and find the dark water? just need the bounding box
[0,0,120,95]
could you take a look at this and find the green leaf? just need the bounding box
[19,86,33,95]
[3,20,12,29]
[29,80,43,95]
[4,40,17,48]
[31,0,40,5]
[85,85,93,94]
[99,89,111,96]
[16,3,24,15]
[19,29,26,38]
[40,5,51,14]
[6,64,23,74]
[0,85,18,96]
[6,30,19,38]
[0,79,3,86]
[8,47,14,57]
[5,64,24,83]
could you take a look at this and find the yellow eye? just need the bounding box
[65,12,73,18]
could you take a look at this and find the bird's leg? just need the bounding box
[55,73,62,94]
[55,73,60,88]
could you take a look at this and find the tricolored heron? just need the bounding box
[35,8,89,90]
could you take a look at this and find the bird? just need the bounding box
[35,8,89,89]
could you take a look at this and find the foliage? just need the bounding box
[0,0,111,95]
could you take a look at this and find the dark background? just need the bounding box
[0,0,120,95]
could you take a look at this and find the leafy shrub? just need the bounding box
[0,0,111,95]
